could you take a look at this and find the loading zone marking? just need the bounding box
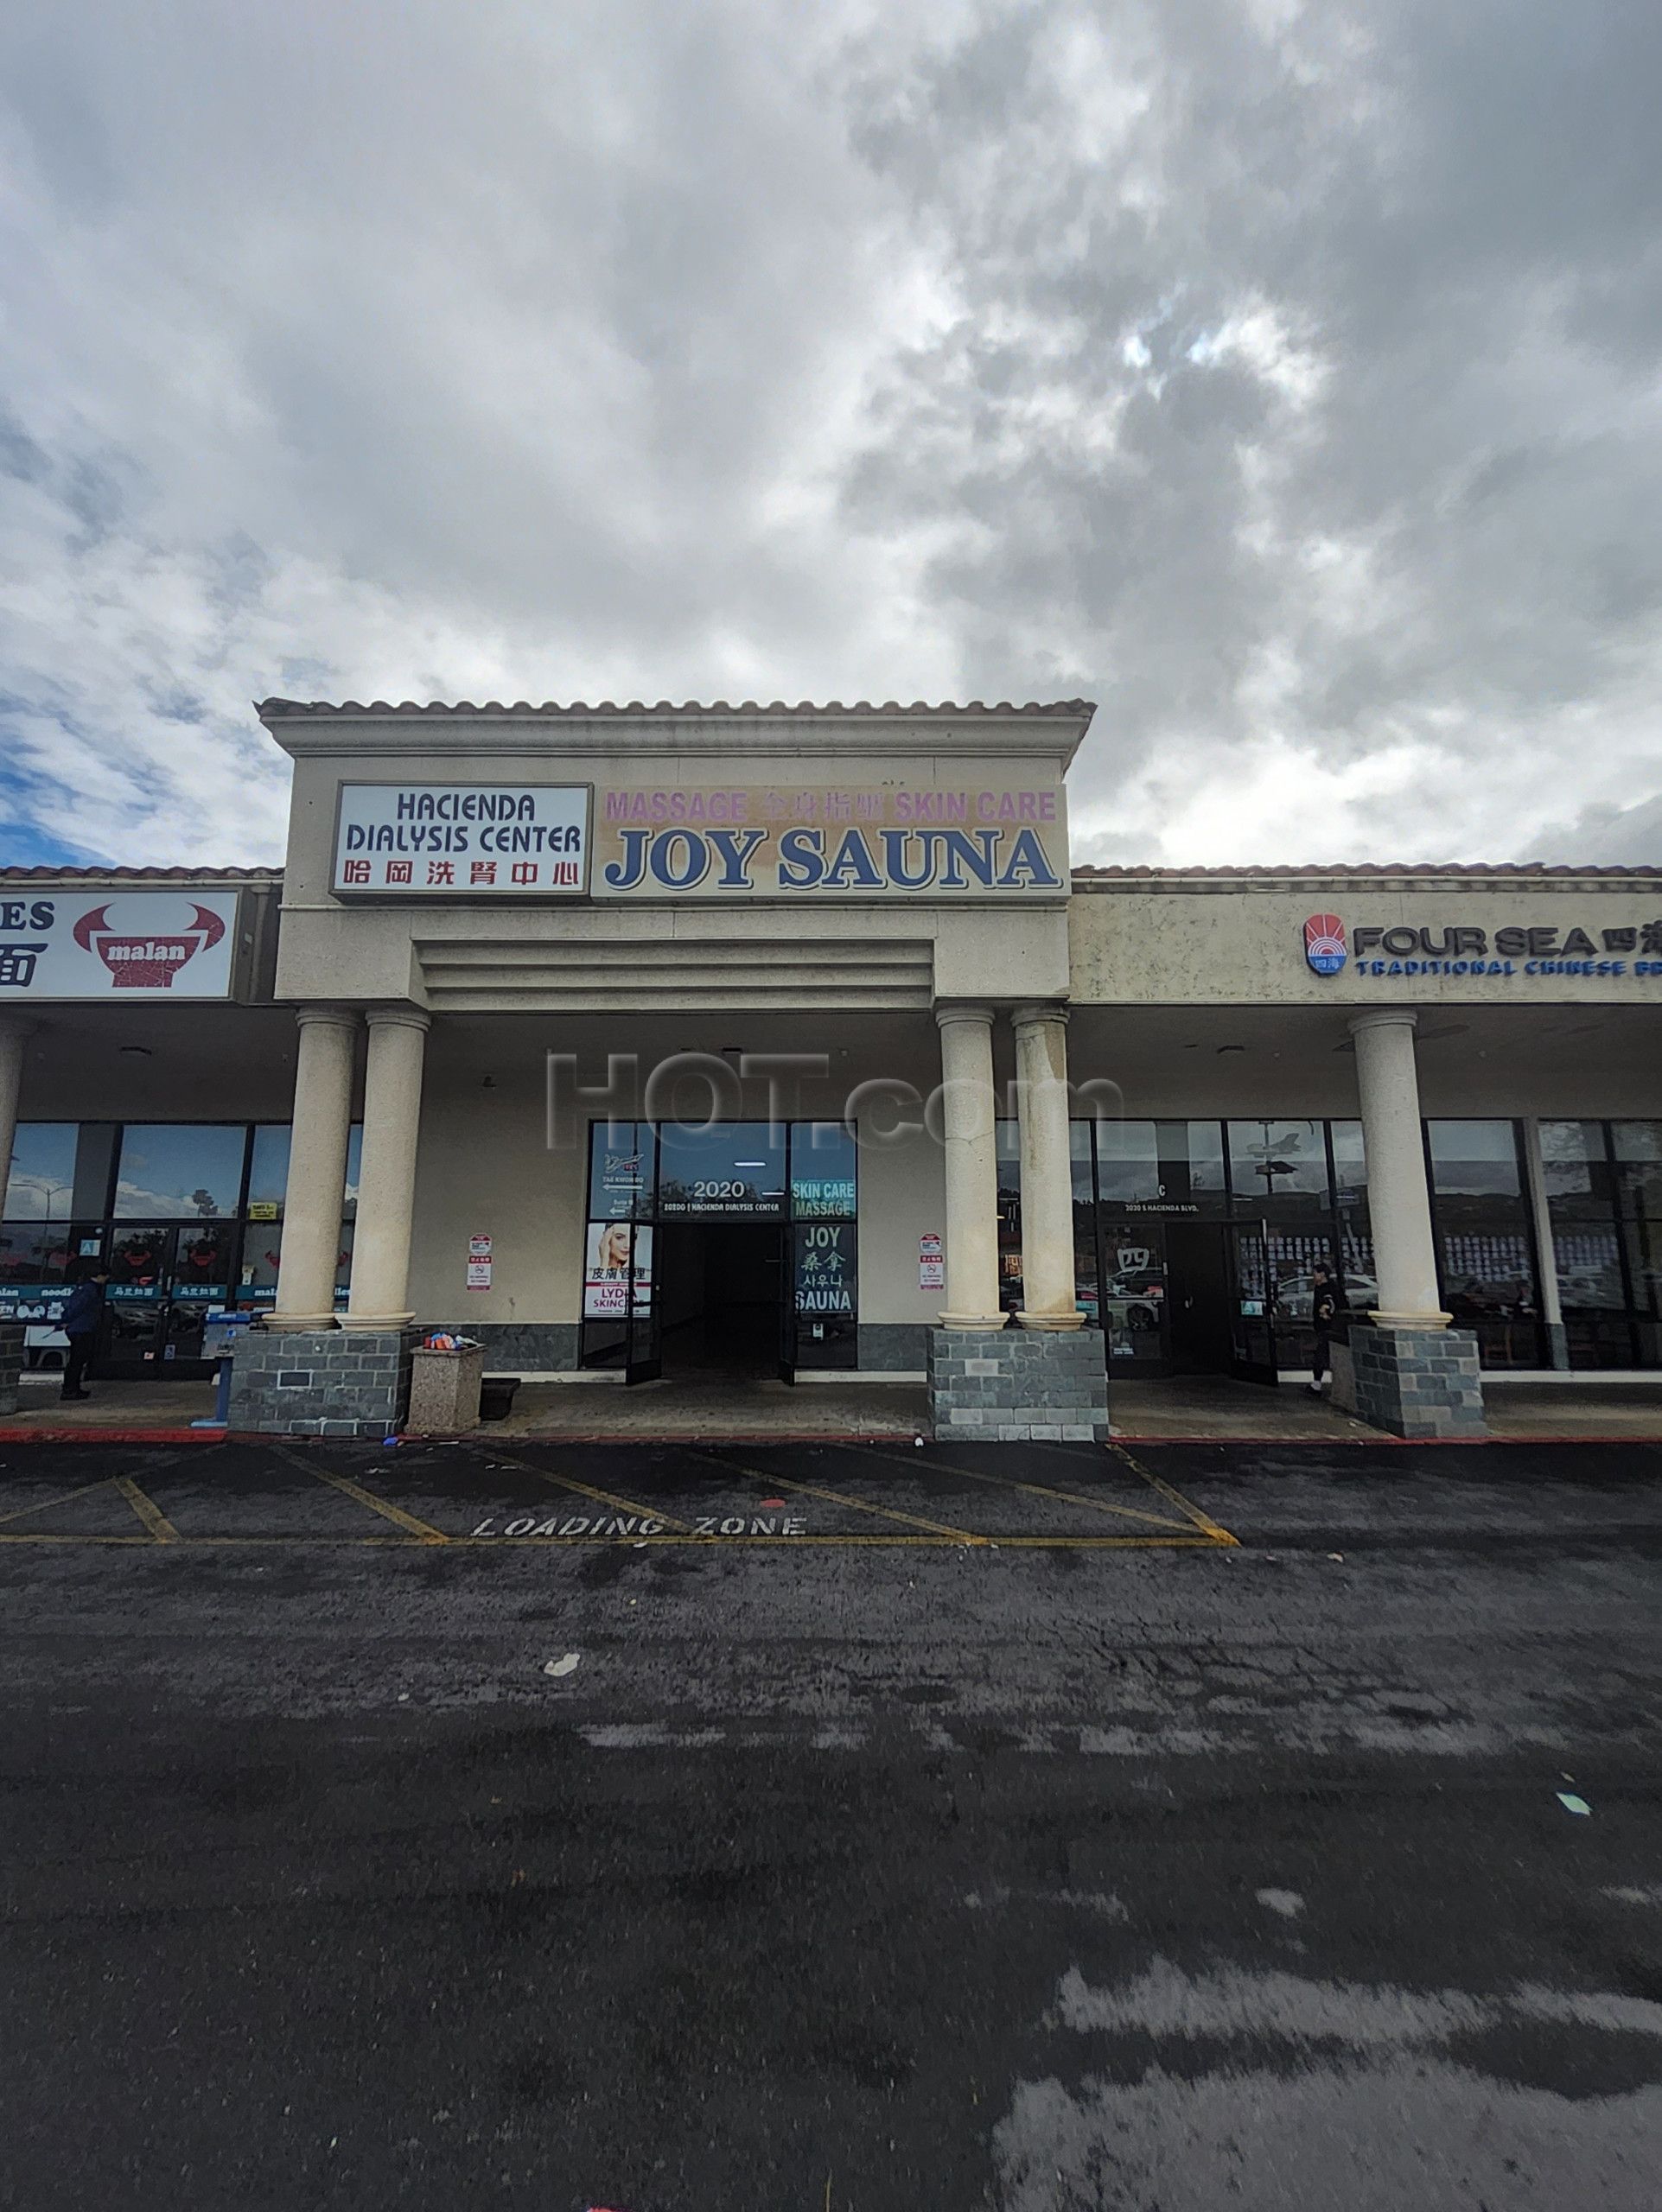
[470,1510,812,1540]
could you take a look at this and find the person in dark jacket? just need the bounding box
[58,1269,109,1401]
[1309,1263,1340,1396]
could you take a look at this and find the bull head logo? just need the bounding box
[73,902,226,989]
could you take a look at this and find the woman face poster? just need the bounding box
[583,1221,653,1318]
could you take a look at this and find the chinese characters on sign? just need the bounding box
[918,1231,945,1292]
[795,1224,853,1314]
[332,785,590,896]
[0,893,239,1000]
[467,1234,493,1292]
[583,1223,653,1318]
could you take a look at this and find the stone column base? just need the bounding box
[1347,1321,1486,1439]
[0,1323,22,1417]
[228,1326,423,1438]
[927,1325,1109,1443]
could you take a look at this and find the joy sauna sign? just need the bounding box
[0,892,239,999]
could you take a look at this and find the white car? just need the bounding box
[1274,1271,1379,1321]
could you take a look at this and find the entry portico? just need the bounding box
[243,698,1096,1433]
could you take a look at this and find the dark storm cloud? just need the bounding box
[0,0,1657,864]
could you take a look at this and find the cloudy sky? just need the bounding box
[2,0,1659,871]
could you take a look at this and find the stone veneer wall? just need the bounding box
[1345,1321,1486,1439]
[228,1327,422,1438]
[0,1324,22,1417]
[927,1325,1110,1443]
[436,1322,580,1373]
[856,1324,930,1373]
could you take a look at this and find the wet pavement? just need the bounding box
[2,1434,1659,2209]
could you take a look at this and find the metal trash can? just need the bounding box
[406,1340,486,1433]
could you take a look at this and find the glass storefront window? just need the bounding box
[1612,1122,1662,1217]
[173,1221,237,1302]
[1621,1216,1662,1364]
[583,1220,653,1317]
[0,1222,75,1289]
[1540,1121,1613,1214]
[1179,1121,1228,1211]
[108,1224,174,1293]
[791,1124,856,1218]
[1227,1120,1331,1214]
[113,1125,247,1220]
[587,1123,657,1220]
[1338,1230,1378,1315]
[1429,1121,1523,1197]
[3,1124,77,1219]
[656,1122,784,1217]
[1098,1219,1167,1360]
[1092,1120,1161,1205]
[793,1220,856,1368]
[995,1121,1022,1313]
[246,1125,292,1219]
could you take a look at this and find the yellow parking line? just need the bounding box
[853,1441,1194,1533]
[0,1528,1216,1550]
[114,1476,181,1543]
[0,1479,120,1529]
[0,1532,150,1545]
[264,1442,449,1543]
[699,1447,989,1544]
[468,1445,693,1532]
[1098,1440,1239,1545]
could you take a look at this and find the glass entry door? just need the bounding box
[623,1225,659,1385]
[1228,1224,1280,1384]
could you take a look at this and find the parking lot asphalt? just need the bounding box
[2,1436,1659,2209]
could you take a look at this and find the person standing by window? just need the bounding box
[58,1268,109,1402]
[1309,1262,1340,1396]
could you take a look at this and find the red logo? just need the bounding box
[73,901,226,988]
[1303,912,1347,976]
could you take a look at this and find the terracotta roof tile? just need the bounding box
[1070,861,1662,879]
[0,865,281,881]
[256,696,1095,719]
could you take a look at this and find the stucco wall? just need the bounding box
[1070,881,1662,1008]
[855,1122,948,1329]
[405,1056,585,1326]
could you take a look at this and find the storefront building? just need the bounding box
[2,700,1658,1436]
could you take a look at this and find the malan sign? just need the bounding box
[0,892,239,999]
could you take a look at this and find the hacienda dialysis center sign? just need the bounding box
[331,783,1066,896]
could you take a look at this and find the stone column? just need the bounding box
[343,1007,430,1328]
[1349,1010,1446,1324]
[934,1004,1003,1326]
[1345,1010,1484,1438]
[269,1007,360,1329]
[0,1017,33,1215]
[1521,1117,1570,1369]
[1011,1001,1083,1329]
